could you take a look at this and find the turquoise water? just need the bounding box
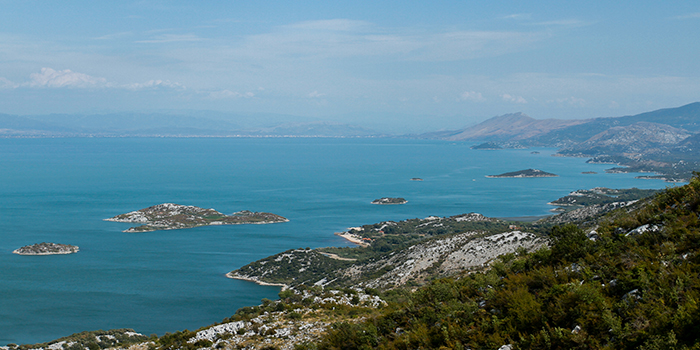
[0,138,670,344]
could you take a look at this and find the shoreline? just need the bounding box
[334,232,369,247]
[225,272,289,290]
[12,250,77,256]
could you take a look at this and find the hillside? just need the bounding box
[312,175,700,350]
[557,122,692,157]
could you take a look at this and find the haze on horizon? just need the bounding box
[1,1,699,133]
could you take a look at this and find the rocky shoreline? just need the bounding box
[225,272,289,290]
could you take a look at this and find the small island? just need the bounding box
[410,178,424,181]
[582,171,597,174]
[13,242,79,255]
[105,203,289,232]
[371,197,408,205]
[486,169,558,178]
[470,142,502,150]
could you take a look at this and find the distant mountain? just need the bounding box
[557,122,692,157]
[419,112,587,141]
[525,102,700,147]
[0,112,378,137]
[418,102,700,181]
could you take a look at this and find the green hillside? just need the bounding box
[317,175,700,349]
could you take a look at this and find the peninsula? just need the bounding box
[371,197,407,205]
[13,243,79,255]
[105,203,288,232]
[486,168,558,178]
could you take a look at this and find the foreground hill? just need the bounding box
[314,176,700,349]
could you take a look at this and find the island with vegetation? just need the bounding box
[105,203,288,232]
[371,197,407,205]
[13,243,79,255]
[470,142,502,150]
[486,168,558,178]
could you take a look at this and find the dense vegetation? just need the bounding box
[548,188,661,212]
[315,175,700,349]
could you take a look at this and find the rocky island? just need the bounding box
[486,168,558,178]
[371,197,407,205]
[105,203,288,232]
[13,243,79,255]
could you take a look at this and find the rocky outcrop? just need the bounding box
[341,230,547,288]
[371,197,407,205]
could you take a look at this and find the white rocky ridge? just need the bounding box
[341,230,547,288]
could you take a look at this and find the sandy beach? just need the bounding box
[334,232,369,247]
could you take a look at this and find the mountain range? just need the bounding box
[419,102,700,181]
[2,103,699,180]
[0,112,379,138]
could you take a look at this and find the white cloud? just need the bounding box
[501,13,532,20]
[125,79,184,90]
[552,96,586,107]
[94,31,134,40]
[27,68,107,88]
[286,19,372,32]
[531,19,590,27]
[10,68,185,92]
[674,12,700,20]
[233,20,548,62]
[0,77,18,89]
[458,91,485,102]
[501,94,527,104]
[136,34,204,43]
[208,90,254,99]
[308,91,326,98]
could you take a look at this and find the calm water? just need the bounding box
[0,138,670,344]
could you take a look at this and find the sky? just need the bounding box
[0,1,699,132]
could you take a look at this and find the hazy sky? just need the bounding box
[1,1,699,130]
